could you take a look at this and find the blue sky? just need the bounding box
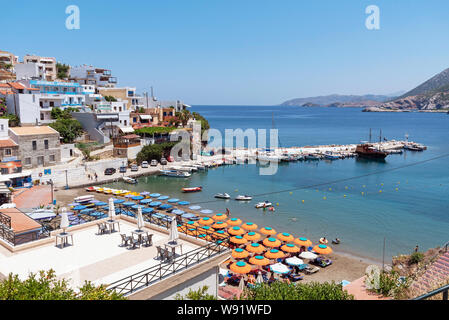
[2,0,449,105]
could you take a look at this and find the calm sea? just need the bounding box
[106,106,449,262]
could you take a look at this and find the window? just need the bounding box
[49,154,55,162]
[1,168,8,175]
[40,101,43,107]
[40,113,44,121]
[44,140,49,149]
[32,141,37,150]
[124,120,127,126]
[25,157,31,165]
[0,125,3,131]
[5,148,11,156]
[50,101,54,107]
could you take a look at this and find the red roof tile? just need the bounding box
[0,139,18,148]
[8,82,25,90]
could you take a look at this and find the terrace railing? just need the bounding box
[0,212,11,229]
[413,284,449,300]
[0,220,50,246]
[107,235,230,296]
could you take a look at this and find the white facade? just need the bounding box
[70,65,117,88]
[0,119,9,140]
[144,96,190,112]
[14,63,47,81]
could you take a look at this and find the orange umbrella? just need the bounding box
[230,235,248,245]
[230,261,252,274]
[227,218,242,226]
[263,237,282,248]
[313,244,333,255]
[228,226,245,236]
[241,222,258,231]
[277,232,294,242]
[244,231,261,242]
[212,221,228,229]
[246,242,266,254]
[186,228,198,236]
[264,249,285,260]
[199,217,214,226]
[212,213,227,221]
[294,237,312,247]
[260,227,277,236]
[281,243,300,253]
[186,221,199,227]
[232,248,249,259]
[249,255,270,266]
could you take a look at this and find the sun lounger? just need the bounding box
[314,257,333,268]
[304,266,320,274]
[289,273,304,282]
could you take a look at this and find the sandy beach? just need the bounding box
[55,186,375,284]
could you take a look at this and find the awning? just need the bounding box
[120,127,135,133]
[0,170,33,182]
[139,115,152,120]
[96,114,119,120]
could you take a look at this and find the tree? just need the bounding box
[0,114,20,127]
[56,63,70,79]
[0,269,125,300]
[136,142,177,163]
[175,286,217,300]
[240,281,354,300]
[175,109,191,127]
[49,118,84,143]
[104,96,117,102]
[192,111,210,135]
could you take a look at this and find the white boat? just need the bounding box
[215,193,231,199]
[159,169,191,177]
[255,201,272,208]
[170,166,192,172]
[235,195,252,201]
[74,195,95,203]
[182,165,198,172]
[258,153,281,163]
[123,176,138,184]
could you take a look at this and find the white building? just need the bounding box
[14,63,47,81]
[70,65,117,88]
[22,55,57,81]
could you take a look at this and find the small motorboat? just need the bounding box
[235,195,252,201]
[255,201,272,208]
[85,186,96,192]
[182,186,202,193]
[123,176,138,184]
[319,237,329,244]
[332,238,341,245]
[215,193,231,199]
[74,195,95,203]
[268,207,275,212]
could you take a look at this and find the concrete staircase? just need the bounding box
[411,251,449,297]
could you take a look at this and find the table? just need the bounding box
[165,241,183,255]
[105,220,120,233]
[56,232,73,248]
[132,230,148,243]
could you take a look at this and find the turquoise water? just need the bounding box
[105,106,449,262]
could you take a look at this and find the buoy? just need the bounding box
[345,186,348,190]
[289,192,292,195]
[276,203,279,206]
[235,189,238,192]
[344,195,347,198]
[363,185,366,188]
[323,197,327,200]
[381,183,384,186]
[301,200,305,203]
[328,188,332,191]
[361,192,364,195]
[395,188,398,191]
[379,190,382,193]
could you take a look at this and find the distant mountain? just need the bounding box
[364,68,449,112]
[280,94,392,107]
[399,68,449,98]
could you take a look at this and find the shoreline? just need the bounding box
[55,184,383,283]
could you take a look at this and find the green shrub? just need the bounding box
[240,281,354,300]
[175,286,217,300]
[0,269,125,300]
[409,252,424,265]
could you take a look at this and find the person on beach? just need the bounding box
[415,245,419,252]
[95,173,98,181]
[226,208,230,217]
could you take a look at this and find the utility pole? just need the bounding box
[65,169,69,190]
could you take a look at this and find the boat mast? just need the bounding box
[369,128,372,143]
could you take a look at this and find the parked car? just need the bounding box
[131,164,138,172]
[119,166,127,173]
[160,157,167,165]
[104,168,116,175]
[141,161,149,168]
[150,159,158,166]
[167,156,174,162]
